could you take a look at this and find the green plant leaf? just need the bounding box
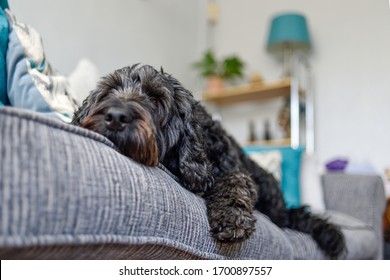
[221,55,244,80]
[192,50,245,81]
[192,50,219,77]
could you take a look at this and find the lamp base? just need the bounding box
[282,44,292,77]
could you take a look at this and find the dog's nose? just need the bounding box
[104,108,130,131]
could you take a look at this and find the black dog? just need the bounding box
[72,64,345,259]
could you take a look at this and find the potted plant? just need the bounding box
[193,50,244,91]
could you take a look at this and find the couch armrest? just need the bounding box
[0,107,293,260]
[322,173,386,258]
[322,174,386,225]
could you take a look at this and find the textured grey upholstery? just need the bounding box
[0,107,385,259]
[322,174,386,259]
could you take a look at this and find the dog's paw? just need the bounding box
[208,207,256,242]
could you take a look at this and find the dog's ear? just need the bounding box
[179,112,213,193]
[166,76,214,193]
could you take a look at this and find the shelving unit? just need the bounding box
[203,78,291,105]
[202,56,314,152]
[247,138,292,147]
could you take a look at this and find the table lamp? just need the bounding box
[267,13,311,77]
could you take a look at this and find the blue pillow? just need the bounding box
[5,9,77,122]
[244,146,304,208]
[0,7,8,106]
[0,0,9,9]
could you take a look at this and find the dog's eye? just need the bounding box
[147,96,159,107]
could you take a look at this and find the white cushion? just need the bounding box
[249,150,282,182]
[300,153,326,212]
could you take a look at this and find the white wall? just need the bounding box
[9,0,205,91]
[210,0,390,174]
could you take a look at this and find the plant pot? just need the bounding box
[206,76,224,92]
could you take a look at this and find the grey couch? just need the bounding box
[0,107,386,259]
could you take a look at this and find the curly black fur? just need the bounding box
[72,64,346,259]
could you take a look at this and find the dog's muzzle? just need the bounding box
[104,107,132,131]
[80,100,160,167]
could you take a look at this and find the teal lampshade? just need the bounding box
[267,13,311,53]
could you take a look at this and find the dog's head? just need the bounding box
[72,64,212,191]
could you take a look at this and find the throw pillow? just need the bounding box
[0,0,9,9]
[68,58,100,106]
[244,146,304,208]
[300,153,326,212]
[5,9,77,122]
[248,150,282,182]
[0,7,8,106]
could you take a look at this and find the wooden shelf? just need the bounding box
[247,138,291,147]
[202,78,291,106]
